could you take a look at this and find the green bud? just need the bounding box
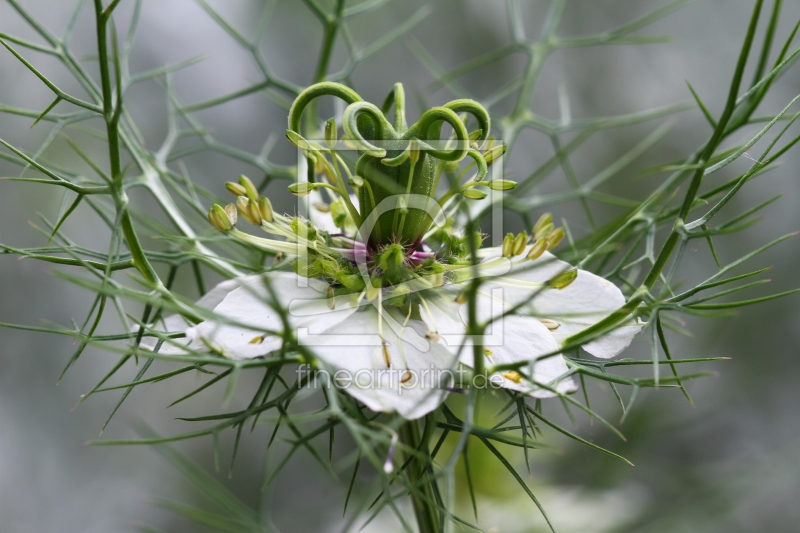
[239,175,258,201]
[501,233,515,257]
[208,204,232,232]
[485,179,517,191]
[224,203,238,226]
[348,175,364,188]
[288,182,319,197]
[534,222,554,241]
[546,227,565,250]
[484,144,507,165]
[285,129,312,150]
[462,189,487,200]
[291,217,317,241]
[547,269,578,289]
[511,231,528,256]
[527,238,548,260]
[533,213,553,236]
[226,181,247,197]
[236,196,262,225]
[324,118,337,148]
[258,197,274,223]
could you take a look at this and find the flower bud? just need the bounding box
[484,144,507,165]
[224,203,238,226]
[511,232,528,256]
[258,197,274,223]
[236,196,253,224]
[285,129,312,150]
[485,179,517,191]
[239,175,258,201]
[546,227,565,250]
[288,182,318,196]
[236,196,262,225]
[462,189,487,200]
[501,233,515,257]
[534,222,554,241]
[324,118,337,148]
[526,238,548,260]
[225,181,247,197]
[547,269,577,289]
[208,204,232,232]
[533,213,552,236]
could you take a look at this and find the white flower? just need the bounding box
[151,246,640,420]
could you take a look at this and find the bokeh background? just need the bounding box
[1,0,799,531]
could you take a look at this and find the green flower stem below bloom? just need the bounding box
[399,419,440,533]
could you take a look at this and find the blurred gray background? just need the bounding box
[1,0,800,531]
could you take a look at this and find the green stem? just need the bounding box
[94,0,160,287]
[564,0,765,348]
[399,420,440,533]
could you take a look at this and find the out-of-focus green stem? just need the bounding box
[399,420,439,533]
[94,0,161,288]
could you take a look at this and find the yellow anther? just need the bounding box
[546,228,565,250]
[527,238,547,260]
[382,344,392,367]
[539,319,560,331]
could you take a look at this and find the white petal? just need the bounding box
[308,307,458,419]
[186,272,357,360]
[418,287,575,398]
[139,275,265,353]
[418,290,467,348]
[458,312,577,398]
[482,250,641,358]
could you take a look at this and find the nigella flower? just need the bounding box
[151,82,641,420]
